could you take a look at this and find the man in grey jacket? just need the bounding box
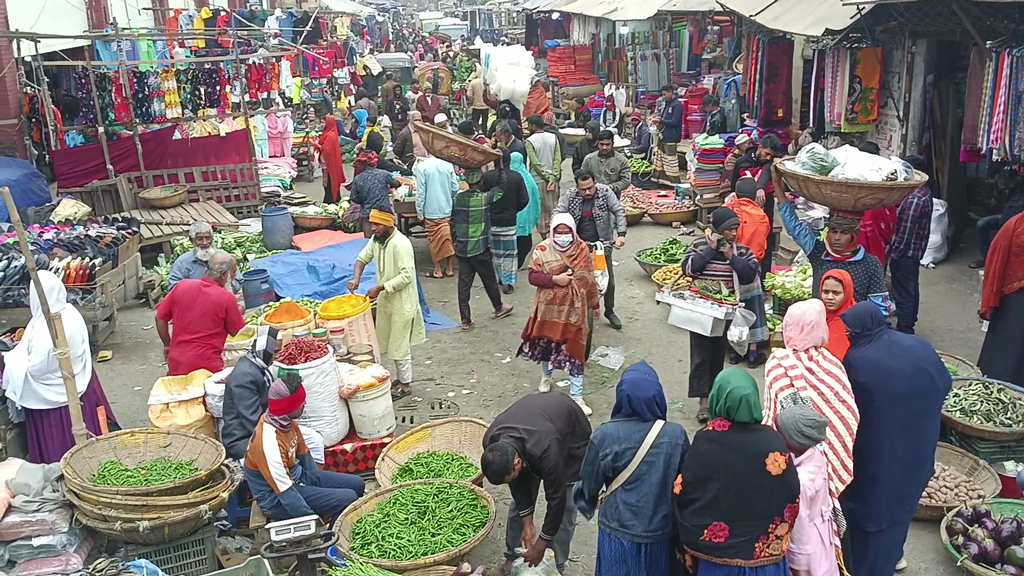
[581,130,631,198]
[554,169,627,329]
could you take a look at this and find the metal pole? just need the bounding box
[0,187,89,446]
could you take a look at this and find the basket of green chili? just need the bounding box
[942,377,1024,441]
[375,417,488,488]
[71,485,232,544]
[70,462,240,514]
[335,479,496,572]
[61,429,225,498]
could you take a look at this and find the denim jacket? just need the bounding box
[573,418,689,543]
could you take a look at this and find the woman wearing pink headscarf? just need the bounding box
[763,299,859,542]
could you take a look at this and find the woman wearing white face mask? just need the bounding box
[516,213,600,416]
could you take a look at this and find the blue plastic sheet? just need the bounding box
[0,158,51,223]
[249,239,456,331]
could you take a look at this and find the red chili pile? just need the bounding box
[277,338,329,366]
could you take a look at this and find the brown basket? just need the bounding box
[405,568,459,576]
[72,487,230,545]
[914,442,1000,521]
[67,475,235,523]
[67,463,239,514]
[138,184,189,209]
[375,417,488,488]
[775,160,928,212]
[625,210,647,226]
[413,121,501,168]
[293,214,334,230]
[941,378,1024,441]
[648,209,697,226]
[61,429,225,498]
[937,351,983,379]
[335,479,496,573]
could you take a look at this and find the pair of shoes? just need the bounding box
[502,284,514,294]
[572,396,593,416]
[747,350,766,369]
[895,557,908,571]
[969,258,986,269]
[728,351,743,365]
[605,311,622,329]
[539,375,553,393]
[696,407,710,424]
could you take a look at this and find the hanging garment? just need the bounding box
[194,7,213,49]
[961,46,988,153]
[843,47,882,131]
[758,38,794,127]
[253,114,270,158]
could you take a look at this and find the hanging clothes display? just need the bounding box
[755,37,793,128]
[842,47,882,132]
[967,46,1024,162]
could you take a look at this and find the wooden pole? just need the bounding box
[112,25,150,188]
[233,47,260,185]
[85,56,116,180]
[0,187,89,446]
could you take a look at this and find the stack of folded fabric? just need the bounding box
[690,133,728,197]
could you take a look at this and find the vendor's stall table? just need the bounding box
[112,201,240,248]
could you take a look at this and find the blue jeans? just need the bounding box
[977,214,1002,257]
[269,469,365,521]
[543,362,583,397]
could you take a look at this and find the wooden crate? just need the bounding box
[129,165,262,219]
[59,176,135,217]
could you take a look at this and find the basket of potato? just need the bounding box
[651,264,691,289]
[917,442,1001,521]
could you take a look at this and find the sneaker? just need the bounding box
[728,351,743,365]
[895,557,908,571]
[747,350,766,369]
[573,396,593,416]
[969,258,986,269]
[539,375,553,393]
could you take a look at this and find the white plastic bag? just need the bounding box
[727,307,757,356]
[920,198,949,267]
[203,368,232,419]
[511,548,559,576]
[590,346,625,371]
[273,350,350,445]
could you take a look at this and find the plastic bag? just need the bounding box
[791,143,838,176]
[297,425,326,465]
[886,158,914,182]
[0,507,71,541]
[592,243,609,295]
[727,307,758,356]
[920,198,949,267]
[511,548,559,576]
[11,533,92,576]
[203,368,232,419]
[590,346,625,371]
[6,529,82,563]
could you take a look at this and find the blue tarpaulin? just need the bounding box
[250,239,457,331]
[0,158,50,223]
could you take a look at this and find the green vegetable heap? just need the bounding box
[944,381,1024,429]
[91,457,199,487]
[637,237,689,266]
[944,361,961,377]
[391,451,480,484]
[350,482,489,561]
[695,280,737,303]
[149,231,285,291]
[326,560,400,576]
[629,157,652,173]
[764,263,813,303]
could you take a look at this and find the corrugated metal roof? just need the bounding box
[718,0,871,36]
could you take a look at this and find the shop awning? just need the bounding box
[320,0,377,16]
[657,0,719,12]
[717,0,871,36]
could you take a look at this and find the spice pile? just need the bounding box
[277,338,330,366]
[350,482,489,561]
[637,237,689,266]
[91,457,199,487]
[391,451,480,484]
[245,298,321,325]
[921,462,988,505]
[944,381,1024,429]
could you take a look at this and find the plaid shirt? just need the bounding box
[889,184,933,261]
[452,186,505,258]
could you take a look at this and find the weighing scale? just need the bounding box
[260,516,339,576]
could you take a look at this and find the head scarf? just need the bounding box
[611,361,667,422]
[708,368,762,424]
[353,109,369,138]
[710,207,740,234]
[820,269,855,360]
[369,209,396,227]
[356,150,379,168]
[408,111,428,158]
[512,152,541,238]
[549,212,578,252]
[267,378,306,432]
[782,299,829,351]
[776,404,829,449]
[630,111,641,122]
[542,111,555,126]
[981,211,1024,318]
[824,211,864,261]
[245,326,279,392]
[318,115,345,202]
[2,270,92,410]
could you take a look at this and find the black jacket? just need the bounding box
[706,108,728,136]
[573,138,597,174]
[483,168,529,228]
[483,392,592,542]
[221,356,271,461]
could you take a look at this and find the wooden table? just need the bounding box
[111,201,241,248]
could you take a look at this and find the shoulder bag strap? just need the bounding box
[598,420,665,505]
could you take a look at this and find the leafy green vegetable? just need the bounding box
[764,263,813,302]
[171,231,284,272]
[638,237,689,265]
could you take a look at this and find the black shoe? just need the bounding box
[969,258,986,269]
[502,284,514,294]
[605,311,622,329]
[747,350,766,369]
[728,352,743,365]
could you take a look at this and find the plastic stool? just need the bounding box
[225,479,251,529]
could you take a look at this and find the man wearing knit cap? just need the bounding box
[628,111,651,157]
[244,373,365,520]
[682,206,761,423]
[348,209,427,400]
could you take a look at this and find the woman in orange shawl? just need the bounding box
[978,212,1024,386]
[819,269,855,361]
[517,213,599,416]
[318,115,346,203]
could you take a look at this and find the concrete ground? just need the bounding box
[95,165,985,575]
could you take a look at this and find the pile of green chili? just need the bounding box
[350,482,489,561]
[325,560,400,576]
[91,457,199,487]
[944,380,1024,428]
[391,451,479,484]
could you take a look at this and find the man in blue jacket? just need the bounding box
[653,84,684,183]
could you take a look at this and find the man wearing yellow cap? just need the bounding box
[348,209,427,400]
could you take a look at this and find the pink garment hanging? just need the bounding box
[266,112,294,158]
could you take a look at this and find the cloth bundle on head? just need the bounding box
[782,299,830,351]
[776,404,829,449]
[828,210,863,233]
[708,368,763,424]
[611,361,667,422]
[542,111,555,126]
[710,207,740,234]
[368,209,396,227]
[630,111,641,122]
[267,376,306,431]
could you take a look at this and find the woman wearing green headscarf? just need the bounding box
[673,369,801,576]
[511,150,541,270]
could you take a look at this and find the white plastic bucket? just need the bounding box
[347,380,396,440]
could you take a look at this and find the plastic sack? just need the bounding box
[0,507,71,541]
[0,458,24,520]
[148,397,216,438]
[11,533,92,576]
[511,548,559,576]
[791,143,838,176]
[273,349,350,445]
[125,559,172,576]
[6,529,83,563]
[297,424,325,465]
[590,346,625,371]
[886,157,914,182]
[920,198,950,267]
[727,307,758,356]
[203,368,232,419]
[592,243,609,295]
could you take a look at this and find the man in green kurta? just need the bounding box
[348,209,427,400]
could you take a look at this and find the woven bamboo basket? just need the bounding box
[293,214,335,230]
[138,184,189,209]
[67,463,240,514]
[375,417,488,488]
[72,488,230,545]
[412,121,501,168]
[625,210,646,226]
[405,568,459,576]
[938,351,983,378]
[335,479,496,573]
[67,476,234,523]
[940,499,1024,576]
[915,443,1000,521]
[61,429,225,498]
[648,208,697,226]
[942,377,1024,441]
[775,160,928,212]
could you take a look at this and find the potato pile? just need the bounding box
[652,265,690,289]
[921,462,988,505]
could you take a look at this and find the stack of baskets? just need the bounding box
[942,376,1024,465]
[61,429,237,545]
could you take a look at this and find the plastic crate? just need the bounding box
[945,427,1024,464]
[124,525,218,576]
[208,557,272,576]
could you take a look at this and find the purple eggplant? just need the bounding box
[947,518,970,540]
[957,507,978,525]
[982,538,1004,566]
[996,524,1021,549]
[983,517,1002,534]
[970,526,991,544]
[976,506,996,523]
[963,541,984,564]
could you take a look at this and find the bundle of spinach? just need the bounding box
[695,280,737,303]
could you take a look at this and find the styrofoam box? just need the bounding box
[655,291,738,337]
